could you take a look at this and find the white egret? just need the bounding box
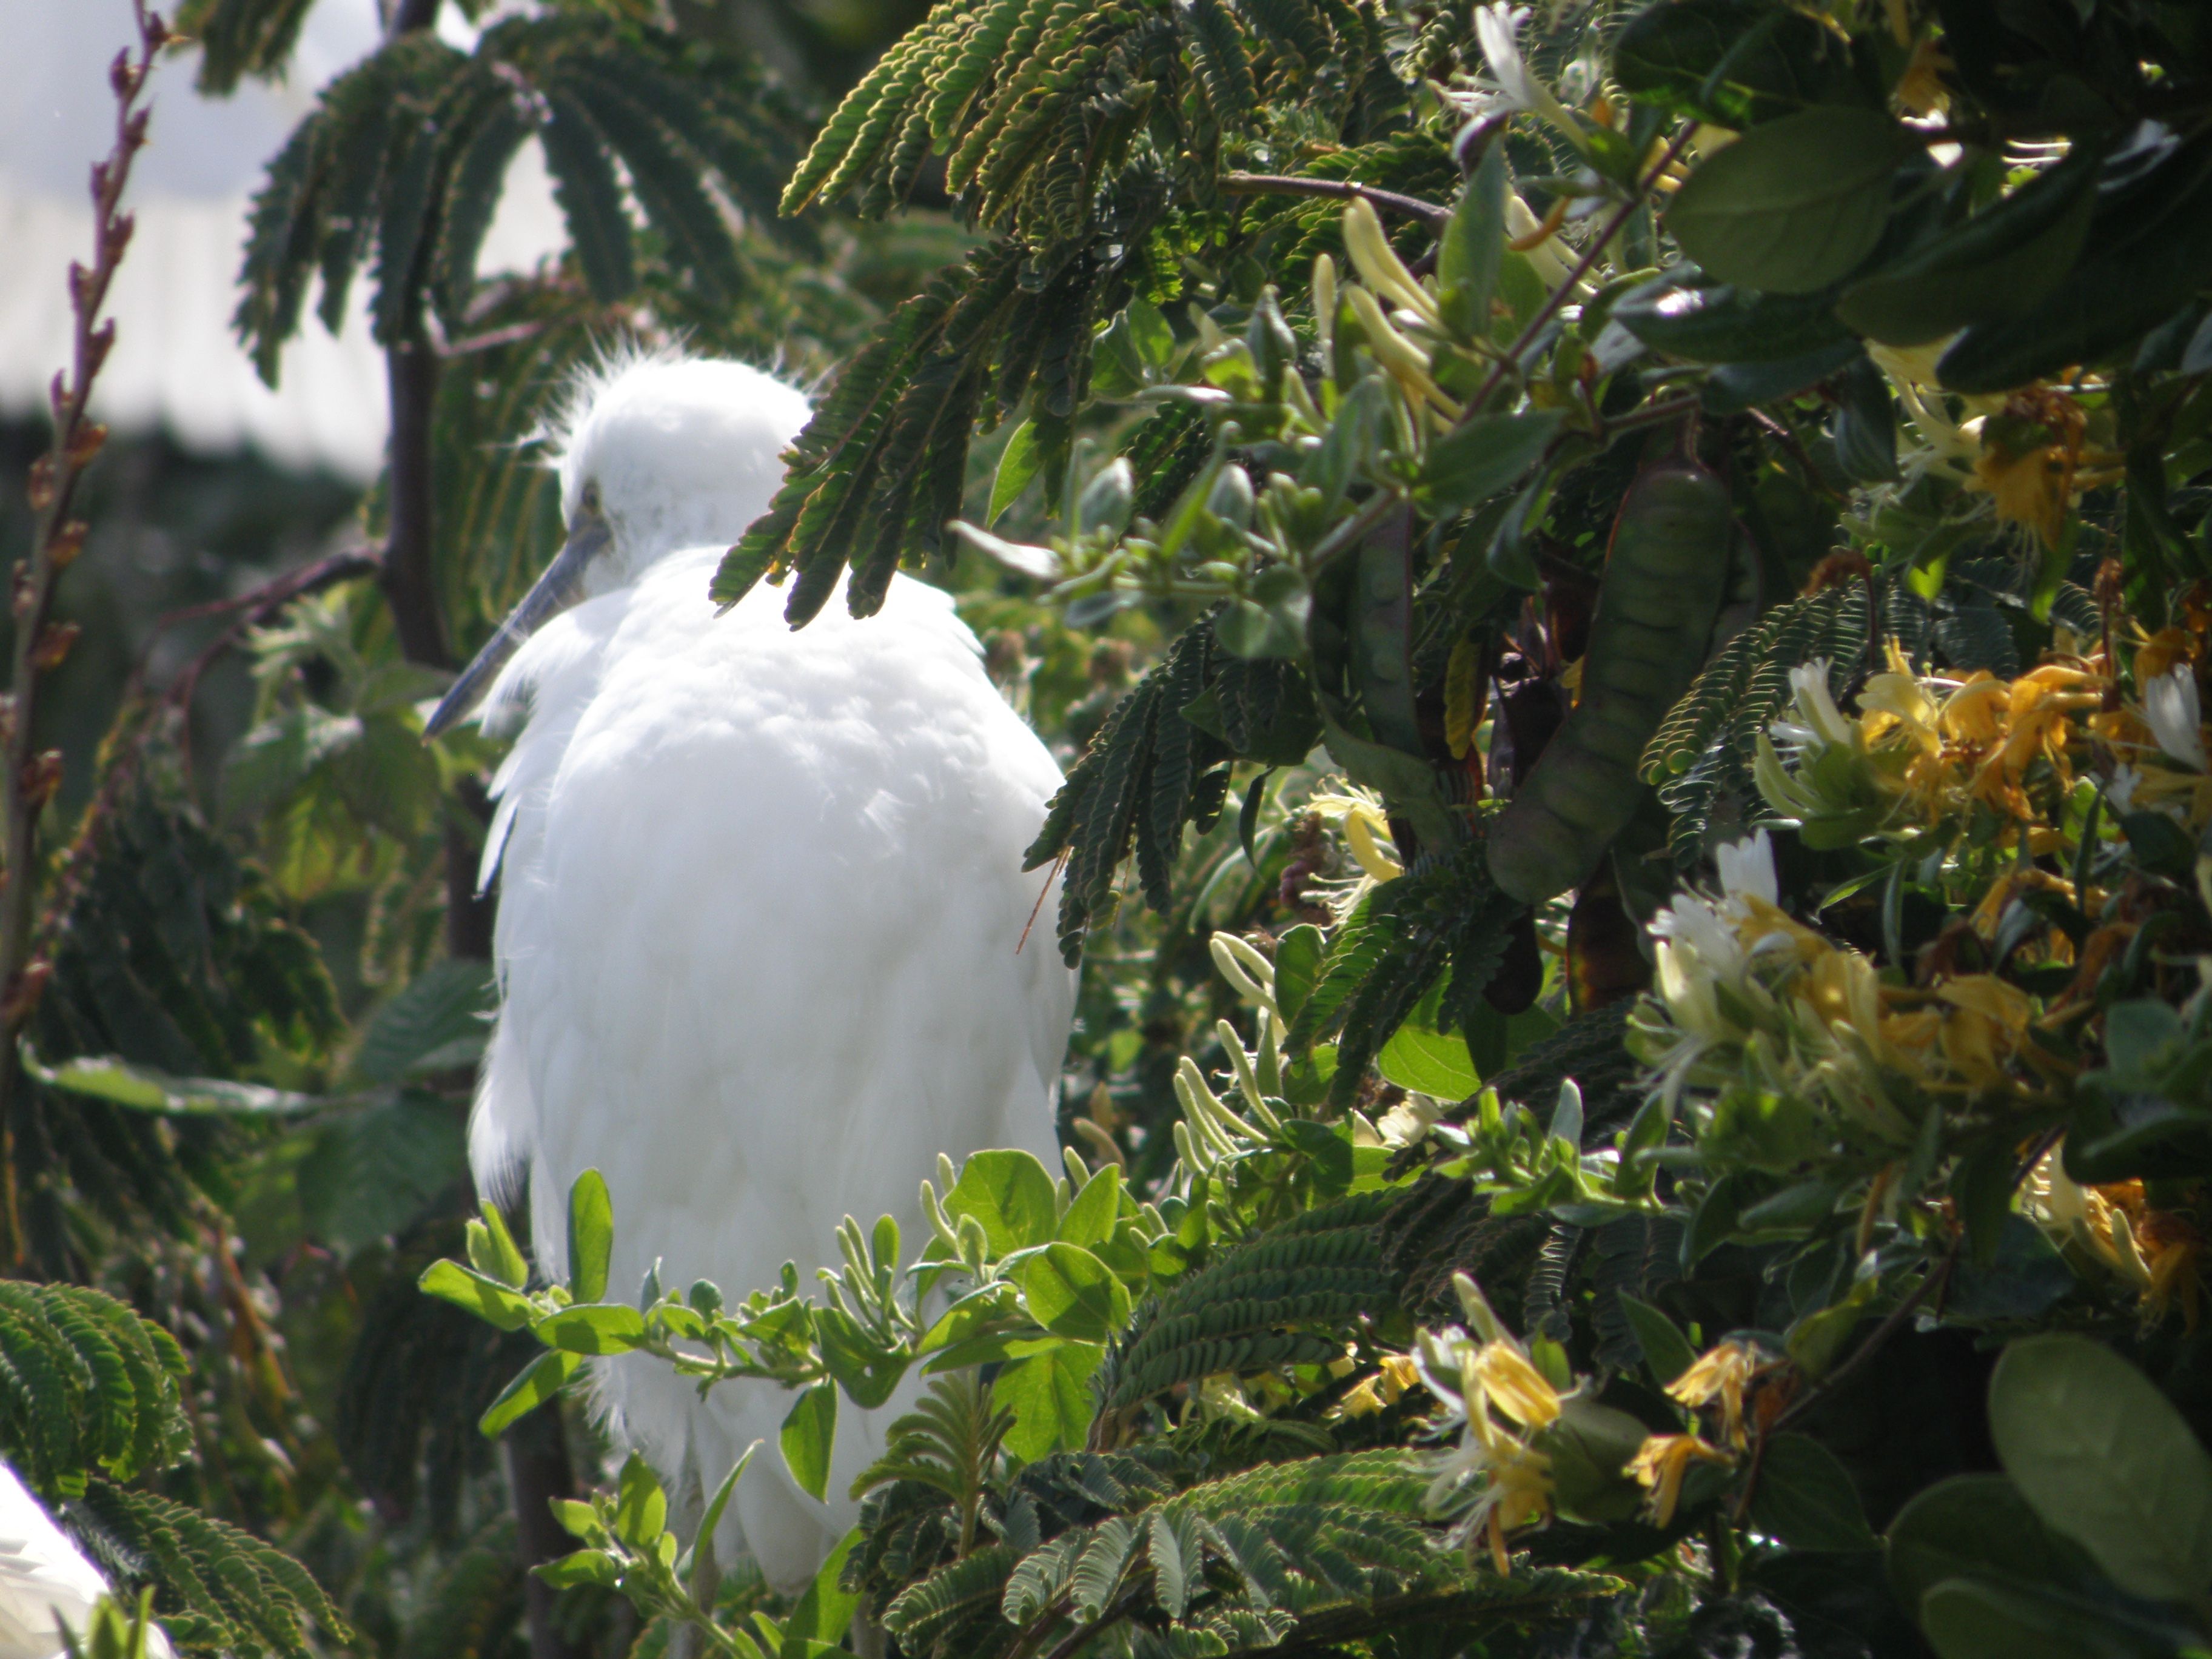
[426,353,1075,1590]
[0,1462,169,1659]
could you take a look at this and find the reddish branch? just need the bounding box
[0,0,169,1264]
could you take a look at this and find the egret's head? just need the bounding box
[554,354,811,593]
[425,352,810,737]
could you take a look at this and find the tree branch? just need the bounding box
[1219,173,1449,228]
[0,0,168,1267]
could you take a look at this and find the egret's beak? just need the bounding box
[424,512,613,739]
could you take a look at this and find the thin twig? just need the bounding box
[35,548,383,960]
[1769,1238,1962,1438]
[1310,127,1695,578]
[1470,126,1695,415]
[1221,172,1450,227]
[0,0,168,1265]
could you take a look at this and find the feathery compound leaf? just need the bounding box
[434,99,532,331]
[0,1283,188,1496]
[881,1542,1019,1650]
[538,87,637,303]
[72,1480,348,1659]
[1098,1192,1399,1413]
[236,15,806,373]
[1647,581,1871,866]
[558,67,743,301]
[178,0,320,93]
[1183,0,1259,118]
[927,0,1037,142]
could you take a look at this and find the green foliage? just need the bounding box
[1640,578,1872,867]
[1293,840,1521,1108]
[1096,1190,1396,1415]
[1024,615,1318,961]
[0,1282,188,1496]
[234,13,811,377]
[174,0,321,93]
[0,1280,343,1659]
[44,1,2212,1657]
[72,1480,350,1659]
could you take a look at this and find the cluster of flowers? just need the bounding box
[1386,623,2212,1568]
[1409,1273,1771,1567]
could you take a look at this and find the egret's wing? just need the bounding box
[467,589,630,1195]
[476,598,625,892]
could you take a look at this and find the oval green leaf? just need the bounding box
[1666,108,1915,293]
[567,1168,614,1304]
[533,1303,646,1355]
[1021,1242,1133,1344]
[480,1348,583,1436]
[1056,1165,1123,1248]
[1989,1332,2212,1603]
[1886,1473,2095,1617]
[945,1149,1059,1256]
[1746,1432,1877,1552]
[420,1259,536,1333]
[1419,411,1565,510]
[781,1381,837,1503]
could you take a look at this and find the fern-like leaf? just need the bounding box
[235,16,808,378]
[0,1283,188,1498]
[1643,582,1871,868]
[1098,1192,1399,1414]
[70,1480,349,1659]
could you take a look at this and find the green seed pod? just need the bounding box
[1488,458,1732,904]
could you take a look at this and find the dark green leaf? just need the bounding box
[1616,1294,1697,1390]
[1989,1333,2212,1602]
[1885,1473,2095,1618]
[1420,412,1566,509]
[1666,108,1915,293]
[1748,1432,1877,1552]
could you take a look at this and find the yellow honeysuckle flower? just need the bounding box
[1940,674,2010,745]
[1972,435,2070,547]
[2023,1150,2204,1329]
[1928,974,2034,1091]
[2134,626,2197,687]
[1664,1340,1765,1449]
[1471,1435,1553,1574]
[1471,1341,1563,1436]
[1337,1353,1422,1419]
[1858,670,1942,752]
[1626,1433,1734,1527]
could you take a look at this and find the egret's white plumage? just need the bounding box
[0,1462,168,1659]
[443,355,1074,1589]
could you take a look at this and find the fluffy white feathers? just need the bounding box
[464,355,1074,1589]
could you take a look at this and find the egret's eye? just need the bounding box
[580,483,602,513]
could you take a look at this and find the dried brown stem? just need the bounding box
[0,0,169,1266]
